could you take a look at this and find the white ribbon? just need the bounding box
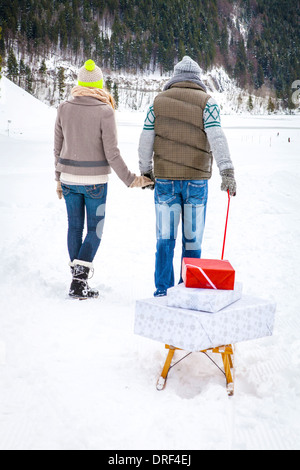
[185,264,218,290]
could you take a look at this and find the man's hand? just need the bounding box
[141,171,155,190]
[220,169,236,196]
[130,175,154,188]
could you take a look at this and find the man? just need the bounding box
[138,56,236,297]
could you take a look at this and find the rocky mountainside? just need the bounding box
[0,0,299,112]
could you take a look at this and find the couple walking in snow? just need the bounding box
[54,56,236,300]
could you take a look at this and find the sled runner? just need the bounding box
[157,344,235,396]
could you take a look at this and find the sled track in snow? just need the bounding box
[230,342,299,450]
[0,381,37,450]
[232,420,296,450]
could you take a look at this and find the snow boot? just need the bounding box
[69,260,99,300]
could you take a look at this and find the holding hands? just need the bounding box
[130,175,154,188]
[141,171,155,190]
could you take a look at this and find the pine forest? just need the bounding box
[0,0,299,110]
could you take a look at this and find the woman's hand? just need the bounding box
[130,176,154,188]
[56,181,63,199]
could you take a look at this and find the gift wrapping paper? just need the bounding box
[182,258,235,290]
[167,282,243,313]
[134,295,276,352]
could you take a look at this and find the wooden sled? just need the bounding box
[156,344,235,396]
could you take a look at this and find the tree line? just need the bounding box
[0,0,299,109]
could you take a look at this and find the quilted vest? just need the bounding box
[153,81,212,180]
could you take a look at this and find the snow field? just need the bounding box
[0,77,300,450]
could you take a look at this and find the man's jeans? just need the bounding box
[61,183,107,263]
[154,179,208,292]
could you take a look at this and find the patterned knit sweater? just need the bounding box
[138,96,234,176]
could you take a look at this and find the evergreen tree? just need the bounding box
[112,82,119,109]
[178,40,186,60]
[248,95,254,112]
[287,86,297,112]
[7,49,18,83]
[39,60,47,76]
[57,67,65,102]
[267,97,275,114]
[19,58,26,87]
[39,59,47,85]
[234,39,248,86]
[25,65,33,94]
[105,77,112,93]
[219,23,229,59]
[255,64,264,89]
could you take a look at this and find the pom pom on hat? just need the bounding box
[84,59,96,71]
[78,59,103,88]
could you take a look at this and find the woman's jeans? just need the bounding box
[61,183,107,263]
[154,179,208,292]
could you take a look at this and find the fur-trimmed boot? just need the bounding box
[69,260,99,299]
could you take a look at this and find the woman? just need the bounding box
[54,59,152,299]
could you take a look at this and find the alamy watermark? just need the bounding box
[291,80,300,105]
[94,202,205,250]
[155,203,206,251]
[96,203,106,240]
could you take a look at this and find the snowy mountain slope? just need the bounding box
[0,76,56,140]
[2,0,299,117]
[2,52,291,114]
[0,77,300,450]
[108,66,281,114]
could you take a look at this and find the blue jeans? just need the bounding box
[154,179,208,292]
[61,183,107,263]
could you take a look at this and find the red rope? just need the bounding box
[221,190,231,260]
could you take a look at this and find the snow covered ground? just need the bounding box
[0,76,300,450]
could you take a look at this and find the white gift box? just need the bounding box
[134,295,276,352]
[167,281,243,313]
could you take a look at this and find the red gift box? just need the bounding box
[182,258,235,290]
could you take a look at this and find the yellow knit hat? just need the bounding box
[78,60,103,88]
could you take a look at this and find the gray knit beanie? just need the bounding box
[174,56,202,76]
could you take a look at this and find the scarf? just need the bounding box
[163,72,207,92]
[71,86,115,109]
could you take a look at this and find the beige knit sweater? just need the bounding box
[54,87,136,187]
